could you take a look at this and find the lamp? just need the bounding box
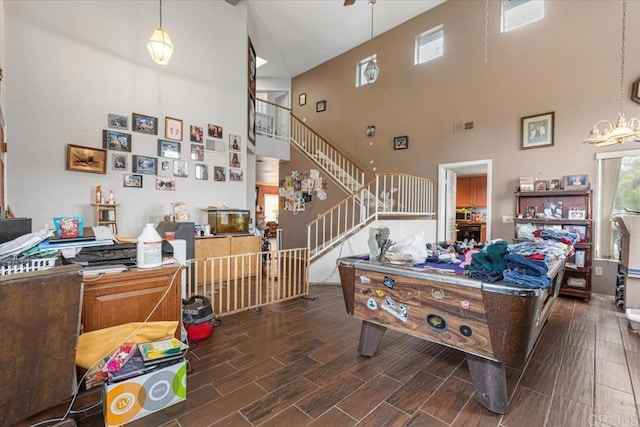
[583,0,638,146]
[363,0,379,83]
[147,0,174,65]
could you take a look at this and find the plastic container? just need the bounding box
[137,223,163,269]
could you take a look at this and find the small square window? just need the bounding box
[415,25,443,65]
[501,0,544,33]
[356,54,378,87]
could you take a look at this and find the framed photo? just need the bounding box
[394,136,408,150]
[248,93,256,144]
[158,139,181,159]
[299,93,307,106]
[123,173,142,188]
[543,201,563,219]
[66,144,107,174]
[568,207,587,220]
[521,111,554,150]
[366,126,375,138]
[207,124,223,139]
[562,224,587,241]
[156,176,176,191]
[248,36,256,96]
[190,144,204,161]
[195,164,208,180]
[102,130,131,152]
[214,166,226,182]
[160,160,170,171]
[132,113,158,135]
[111,153,128,171]
[230,168,243,182]
[173,160,188,178]
[230,152,241,168]
[132,155,157,175]
[190,125,203,143]
[548,179,562,190]
[108,113,128,130]
[206,139,226,153]
[229,134,241,152]
[534,180,548,191]
[632,78,640,105]
[563,175,589,189]
[316,100,326,113]
[165,117,183,141]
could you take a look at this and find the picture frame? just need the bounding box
[190,125,203,143]
[632,78,640,105]
[161,160,170,171]
[248,36,256,96]
[207,124,223,139]
[195,164,208,180]
[230,168,243,182]
[248,93,256,144]
[534,180,548,191]
[214,166,226,182]
[229,134,241,152]
[563,174,589,189]
[156,176,176,191]
[543,201,563,219]
[299,93,307,106]
[173,160,188,178]
[568,207,587,220]
[158,139,181,159]
[132,113,158,135]
[190,144,204,161]
[123,174,142,188]
[519,176,534,192]
[205,139,226,153]
[165,117,183,141]
[316,100,326,113]
[102,130,131,152]
[394,136,408,150]
[230,152,241,168]
[108,113,128,130]
[132,155,157,175]
[66,144,107,174]
[521,111,554,150]
[548,179,562,190]
[562,224,587,241]
[111,153,128,171]
[366,125,375,138]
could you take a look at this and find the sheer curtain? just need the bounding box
[596,157,621,259]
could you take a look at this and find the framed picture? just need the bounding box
[229,134,241,152]
[165,117,183,141]
[568,207,587,220]
[132,113,158,135]
[230,152,241,168]
[316,100,326,113]
[394,136,408,150]
[543,201,563,219]
[248,93,256,144]
[207,124,223,139]
[132,155,157,175]
[102,130,131,152]
[190,144,204,161]
[66,144,107,174]
[190,125,203,143]
[534,180,548,191]
[173,160,188,178]
[195,164,208,180]
[519,176,534,192]
[111,153,128,171]
[521,111,554,150]
[632,78,640,105]
[563,175,589,189]
[366,126,375,138]
[158,139,181,159]
[205,139,226,153]
[156,176,176,191]
[108,113,128,130]
[214,166,226,182]
[248,36,256,96]
[161,160,170,171]
[299,93,307,106]
[230,168,243,181]
[548,179,562,190]
[123,174,142,188]
[562,224,587,241]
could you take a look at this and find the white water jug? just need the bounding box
[137,223,162,268]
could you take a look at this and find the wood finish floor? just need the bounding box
[48,286,640,426]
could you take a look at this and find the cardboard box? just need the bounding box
[103,360,186,426]
[624,277,640,309]
[618,215,640,274]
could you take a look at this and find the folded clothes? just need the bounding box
[503,253,548,277]
[503,269,551,289]
[468,270,503,283]
[468,240,509,274]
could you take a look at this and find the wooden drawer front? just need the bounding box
[353,269,495,359]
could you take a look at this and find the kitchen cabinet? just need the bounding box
[456,176,487,207]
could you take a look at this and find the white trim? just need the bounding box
[595,149,640,160]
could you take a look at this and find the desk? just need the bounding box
[337,256,563,414]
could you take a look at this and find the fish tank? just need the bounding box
[205,209,250,235]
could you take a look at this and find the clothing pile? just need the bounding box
[466,240,509,282]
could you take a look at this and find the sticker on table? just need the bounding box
[366,298,378,310]
[362,287,373,295]
[381,296,408,323]
[460,300,470,316]
[359,275,371,284]
[383,276,395,289]
[375,289,385,297]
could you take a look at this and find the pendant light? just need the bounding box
[583,0,639,146]
[363,0,379,83]
[147,0,174,66]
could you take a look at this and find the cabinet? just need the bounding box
[514,189,592,301]
[194,235,261,283]
[457,176,487,207]
[93,203,119,233]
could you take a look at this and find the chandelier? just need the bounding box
[147,0,174,66]
[363,0,379,83]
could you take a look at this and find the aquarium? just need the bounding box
[206,209,250,235]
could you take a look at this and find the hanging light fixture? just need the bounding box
[363,0,379,83]
[147,0,174,66]
[583,0,640,146]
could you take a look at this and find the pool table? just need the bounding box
[337,256,564,414]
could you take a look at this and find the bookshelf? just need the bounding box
[93,203,119,234]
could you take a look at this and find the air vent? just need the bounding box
[453,120,475,134]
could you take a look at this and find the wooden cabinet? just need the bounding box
[456,176,487,207]
[82,264,182,335]
[514,189,592,301]
[93,203,119,233]
[194,235,261,283]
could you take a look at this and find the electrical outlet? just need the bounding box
[595,266,603,276]
[502,215,514,224]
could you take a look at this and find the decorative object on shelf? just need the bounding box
[123,174,142,188]
[563,174,589,189]
[534,180,547,191]
[165,117,183,141]
[298,93,307,106]
[107,113,128,130]
[393,136,408,150]
[66,144,107,174]
[316,100,326,113]
[568,206,587,220]
[543,201,563,219]
[195,164,208,180]
[190,125,203,143]
[173,160,188,178]
[548,179,561,190]
[158,139,181,159]
[147,0,174,66]
[521,111,554,150]
[518,176,534,192]
[111,153,128,171]
[583,1,638,146]
[132,113,158,135]
[132,155,157,175]
[363,0,380,83]
[366,125,375,138]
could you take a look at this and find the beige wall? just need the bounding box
[289,0,640,241]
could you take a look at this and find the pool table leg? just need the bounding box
[466,354,508,414]
[358,320,387,356]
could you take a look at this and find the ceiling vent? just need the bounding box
[453,120,475,134]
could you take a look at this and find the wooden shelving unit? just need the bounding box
[92,203,119,234]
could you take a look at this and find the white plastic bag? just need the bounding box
[389,231,428,263]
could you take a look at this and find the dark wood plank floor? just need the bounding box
[43,286,640,426]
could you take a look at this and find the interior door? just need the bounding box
[445,170,457,242]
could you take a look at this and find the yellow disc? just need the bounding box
[105,381,145,425]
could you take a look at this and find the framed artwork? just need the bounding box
[316,100,326,113]
[366,126,375,138]
[132,155,157,175]
[165,117,183,141]
[543,201,563,219]
[66,144,107,174]
[102,130,131,152]
[205,139,225,153]
[568,207,587,220]
[230,152,241,168]
[229,134,241,152]
[207,124,223,139]
[562,224,587,241]
[534,180,548,191]
[161,160,170,171]
[230,168,243,182]
[563,174,589,189]
[195,164,208,180]
[248,36,256,96]
[299,93,307,106]
[158,139,181,159]
[132,113,158,135]
[519,176,534,192]
[156,176,176,191]
[173,160,188,178]
[521,112,554,150]
[108,113,128,130]
[548,179,562,190]
[394,136,408,150]
[123,174,142,188]
[632,78,640,105]
[111,153,128,171]
[190,125,203,143]
[214,166,226,182]
[248,93,256,144]
[190,144,204,161]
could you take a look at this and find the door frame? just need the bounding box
[437,159,492,242]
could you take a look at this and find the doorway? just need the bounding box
[437,159,492,242]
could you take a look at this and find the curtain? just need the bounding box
[598,158,622,258]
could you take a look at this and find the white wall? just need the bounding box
[4,0,254,236]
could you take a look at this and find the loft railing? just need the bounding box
[307,173,436,260]
[256,98,290,142]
